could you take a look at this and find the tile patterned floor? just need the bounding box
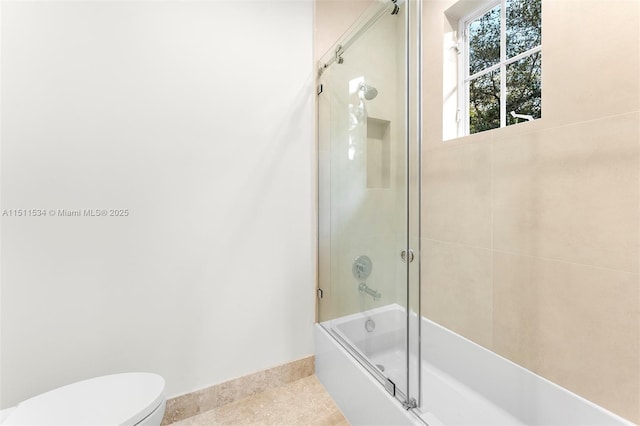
[170,375,349,426]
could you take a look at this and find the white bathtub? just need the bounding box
[316,304,634,426]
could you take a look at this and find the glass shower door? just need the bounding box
[317,0,420,409]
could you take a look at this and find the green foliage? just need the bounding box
[468,0,542,134]
[506,53,541,126]
[506,0,542,57]
[469,5,501,75]
[470,70,500,133]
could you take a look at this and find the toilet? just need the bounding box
[0,373,166,426]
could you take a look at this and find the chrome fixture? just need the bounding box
[510,110,534,122]
[358,82,378,100]
[352,255,372,280]
[335,45,344,65]
[365,318,376,332]
[391,0,401,15]
[402,398,418,409]
[401,249,414,263]
[359,282,381,301]
[317,0,402,77]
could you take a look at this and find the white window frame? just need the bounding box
[457,0,542,136]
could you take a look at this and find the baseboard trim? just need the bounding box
[161,356,315,425]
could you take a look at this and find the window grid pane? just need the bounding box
[506,0,542,59]
[506,52,542,126]
[468,4,501,76]
[463,0,542,136]
[469,70,501,134]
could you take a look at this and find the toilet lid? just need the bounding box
[4,373,165,426]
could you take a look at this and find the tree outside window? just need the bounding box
[461,0,542,135]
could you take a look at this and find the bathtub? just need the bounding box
[316,304,633,426]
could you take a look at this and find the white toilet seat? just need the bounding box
[2,373,165,426]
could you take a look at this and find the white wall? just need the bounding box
[0,0,314,406]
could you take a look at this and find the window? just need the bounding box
[458,0,541,136]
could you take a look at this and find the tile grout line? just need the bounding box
[490,132,495,350]
[424,110,640,153]
[421,236,639,277]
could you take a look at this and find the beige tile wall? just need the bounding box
[421,0,640,422]
[492,252,640,420]
[423,135,492,248]
[423,239,493,347]
[493,113,639,273]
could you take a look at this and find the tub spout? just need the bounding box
[359,282,381,301]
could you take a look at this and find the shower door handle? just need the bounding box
[401,249,414,263]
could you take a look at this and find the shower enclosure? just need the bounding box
[316,0,638,425]
[316,0,422,413]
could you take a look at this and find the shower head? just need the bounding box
[359,83,378,100]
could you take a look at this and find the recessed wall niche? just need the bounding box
[366,117,391,189]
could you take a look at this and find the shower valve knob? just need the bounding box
[352,255,372,280]
[401,249,414,263]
